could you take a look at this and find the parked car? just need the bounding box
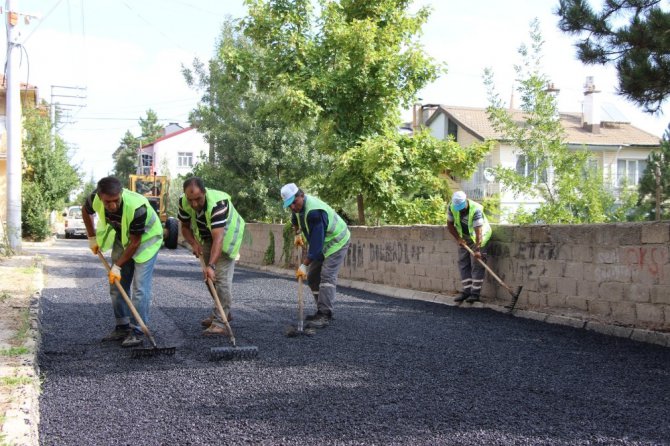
[63,206,87,239]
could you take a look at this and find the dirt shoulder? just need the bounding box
[0,249,44,446]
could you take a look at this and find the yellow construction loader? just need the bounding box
[128,174,179,249]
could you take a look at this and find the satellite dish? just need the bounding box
[483,167,495,183]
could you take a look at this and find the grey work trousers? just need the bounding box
[202,239,235,325]
[457,242,488,297]
[307,241,350,315]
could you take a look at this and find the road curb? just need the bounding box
[242,262,670,348]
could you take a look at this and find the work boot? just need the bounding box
[203,323,230,336]
[201,312,232,327]
[102,324,131,342]
[121,331,143,348]
[306,311,332,329]
[454,292,470,303]
[465,294,480,303]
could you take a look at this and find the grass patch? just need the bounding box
[0,347,29,357]
[0,376,32,387]
[18,267,36,275]
[12,309,30,343]
[0,292,9,303]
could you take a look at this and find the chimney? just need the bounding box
[412,102,422,131]
[582,76,601,134]
[544,82,560,118]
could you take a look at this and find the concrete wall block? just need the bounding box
[596,223,641,247]
[546,314,586,329]
[557,279,577,296]
[651,285,670,305]
[537,277,557,294]
[564,262,584,280]
[595,248,618,264]
[566,296,589,311]
[630,329,670,347]
[577,280,599,299]
[610,302,637,325]
[624,283,651,303]
[547,293,567,308]
[588,300,611,316]
[526,292,548,308]
[491,225,514,242]
[598,282,625,301]
[635,303,665,325]
[571,246,593,263]
[630,265,662,286]
[544,261,566,278]
[586,321,633,339]
[530,225,552,243]
[641,223,670,244]
[417,225,443,241]
[594,265,632,283]
[513,227,532,243]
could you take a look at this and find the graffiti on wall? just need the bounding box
[516,243,560,261]
[367,242,425,265]
[623,246,667,280]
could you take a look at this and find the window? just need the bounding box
[617,159,647,186]
[140,154,153,176]
[516,155,547,183]
[447,119,458,140]
[178,152,193,167]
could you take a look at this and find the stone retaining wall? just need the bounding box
[239,222,670,333]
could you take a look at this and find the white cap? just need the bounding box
[452,191,467,211]
[281,183,299,208]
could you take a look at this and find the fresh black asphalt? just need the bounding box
[34,240,670,445]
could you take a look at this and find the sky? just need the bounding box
[3,0,669,182]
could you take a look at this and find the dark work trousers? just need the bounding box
[457,242,488,297]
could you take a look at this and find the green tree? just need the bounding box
[22,106,81,240]
[556,0,670,113]
[325,129,491,224]
[139,109,164,142]
[184,19,322,222]
[485,19,629,224]
[74,175,97,205]
[637,123,670,220]
[112,131,139,188]
[241,0,443,223]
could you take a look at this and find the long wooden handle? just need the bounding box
[461,243,513,293]
[198,256,236,347]
[97,251,157,348]
[297,247,304,332]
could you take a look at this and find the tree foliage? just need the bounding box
[637,123,670,219]
[22,106,80,240]
[556,0,670,113]
[184,19,322,222]
[485,19,630,224]
[322,129,491,224]
[112,110,164,187]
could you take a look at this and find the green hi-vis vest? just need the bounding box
[93,189,163,263]
[180,189,246,260]
[450,199,492,247]
[296,195,350,258]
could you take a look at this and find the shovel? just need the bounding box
[97,252,175,358]
[462,244,523,313]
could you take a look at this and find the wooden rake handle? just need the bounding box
[198,255,236,347]
[461,243,514,294]
[97,251,158,348]
[297,246,304,332]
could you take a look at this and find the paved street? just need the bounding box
[31,239,670,445]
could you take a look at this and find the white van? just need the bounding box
[63,206,86,239]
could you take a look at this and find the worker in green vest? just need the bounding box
[447,191,492,303]
[178,177,246,336]
[82,176,163,347]
[281,183,351,329]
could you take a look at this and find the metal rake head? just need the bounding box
[209,346,259,361]
[130,347,176,359]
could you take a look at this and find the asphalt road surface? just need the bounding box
[33,239,670,445]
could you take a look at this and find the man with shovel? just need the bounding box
[281,183,350,329]
[447,191,492,303]
[178,177,246,336]
[83,176,163,347]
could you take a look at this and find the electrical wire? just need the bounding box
[21,0,68,45]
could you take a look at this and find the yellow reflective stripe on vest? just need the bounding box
[323,214,349,254]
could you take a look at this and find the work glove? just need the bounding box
[296,263,308,280]
[294,234,305,247]
[88,236,99,255]
[108,264,121,284]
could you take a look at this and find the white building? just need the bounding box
[137,126,209,177]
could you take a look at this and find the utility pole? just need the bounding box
[5,0,22,251]
[50,85,87,149]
